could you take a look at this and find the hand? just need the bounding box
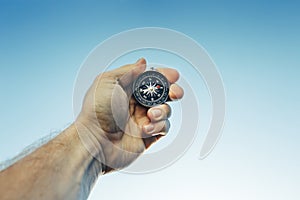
[76,58,184,173]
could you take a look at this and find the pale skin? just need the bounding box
[0,58,184,200]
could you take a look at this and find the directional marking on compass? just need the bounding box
[133,70,170,107]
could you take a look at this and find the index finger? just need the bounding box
[157,68,180,84]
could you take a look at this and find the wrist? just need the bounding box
[73,118,108,174]
[62,123,106,198]
[58,124,104,175]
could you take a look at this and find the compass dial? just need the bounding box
[133,70,170,107]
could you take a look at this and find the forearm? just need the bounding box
[0,124,103,200]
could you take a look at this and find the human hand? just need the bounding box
[76,58,184,173]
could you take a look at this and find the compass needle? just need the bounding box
[133,70,170,107]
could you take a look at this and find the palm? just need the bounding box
[86,72,155,170]
[78,58,182,172]
[94,66,157,138]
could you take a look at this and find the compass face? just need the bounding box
[133,70,170,107]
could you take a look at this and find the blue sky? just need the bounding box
[0,1,299,199]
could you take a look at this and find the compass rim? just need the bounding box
[132,70,170,108]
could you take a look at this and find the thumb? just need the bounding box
[116,58,146,87]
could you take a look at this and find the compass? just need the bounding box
[133,70,170,107]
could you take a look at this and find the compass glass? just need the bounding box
[133,70,170,107]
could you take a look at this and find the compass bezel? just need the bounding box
[132,70,170,107]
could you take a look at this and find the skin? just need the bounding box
[0,58,184,200]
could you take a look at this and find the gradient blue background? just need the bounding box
[0,0,299,199]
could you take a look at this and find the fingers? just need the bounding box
[142,119,169,148]
[147,104,171,122]
[142,104,171,136]
[169,83,184,101]
[156,68,184,101]
[157,68,179,84]
[143,120,170,136]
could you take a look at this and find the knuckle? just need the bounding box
[164,120,171,132]
[163,104,171,118]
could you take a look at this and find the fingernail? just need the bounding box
[144,124,154,133]
[151,109,162,118]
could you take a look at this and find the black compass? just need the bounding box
[133,70,170,107]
